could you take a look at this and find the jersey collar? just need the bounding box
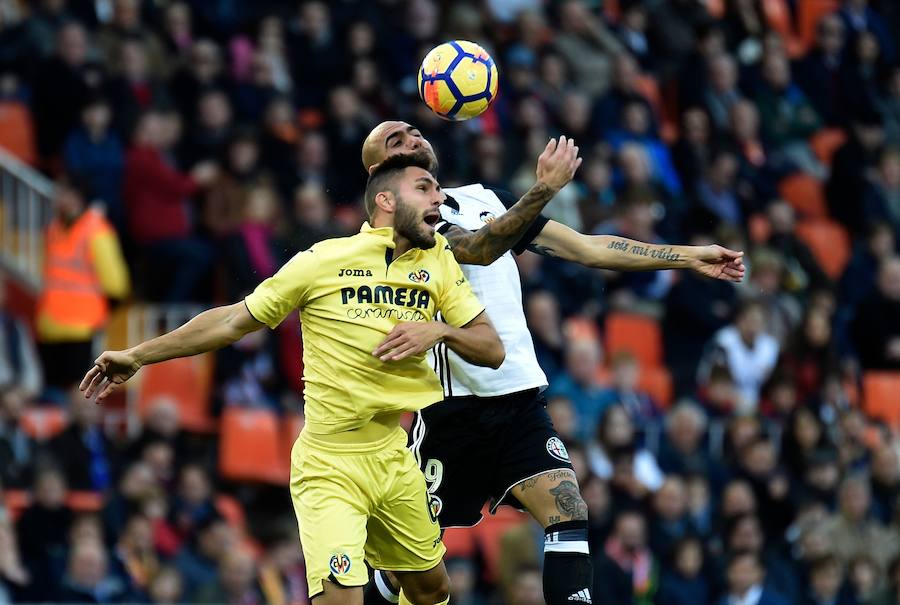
[360,221,396,249]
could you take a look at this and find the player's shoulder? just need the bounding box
[284,232,362,266]
[444,183,511,212]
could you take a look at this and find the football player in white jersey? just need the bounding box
[361,121,744,605]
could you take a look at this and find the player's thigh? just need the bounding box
[411,401,497,528]
[510,468,588,527]
[312,579,364,605]
[365,447,445,573]
[494,395,582,526]
[291,446,371,597]
[394,560,450,605]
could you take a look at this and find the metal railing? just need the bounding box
[0,146,54,290]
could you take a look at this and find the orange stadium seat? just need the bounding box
[0,101,36,165]
[810,128,847,166]
[605,312,663,368]
[4,490,30,521]
[639,366,674,409]
[66,491,104,512]
[442,527,477,559]
[778,174,828,219]
[798,0,839,50]
[863,372,900,429]
[472,507,528,584]
[795,219,850,279]
[219,408,285,484]
[136,355,216,433]
[215,494,247,531]
[20,407,68,441]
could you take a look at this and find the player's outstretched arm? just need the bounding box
[373,311,505,369]
[445,136,582,266]
[80,302,264,402]
[529,220,746,282]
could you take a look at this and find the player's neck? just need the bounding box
[371,216,413,257]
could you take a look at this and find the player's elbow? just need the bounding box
[484,340,505,369]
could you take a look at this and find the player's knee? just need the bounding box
[401,571,450,605]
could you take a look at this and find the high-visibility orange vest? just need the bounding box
[37,208,111,332]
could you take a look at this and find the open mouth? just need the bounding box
[423,212,440,230]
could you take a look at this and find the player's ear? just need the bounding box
[367,161,381,175]
[373,190,395,214]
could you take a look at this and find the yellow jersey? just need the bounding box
[245,222,485,436]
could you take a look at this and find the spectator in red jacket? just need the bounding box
[124,109,217,302]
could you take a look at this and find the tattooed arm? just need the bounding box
[530,220,746,282]
[445,136,582,265]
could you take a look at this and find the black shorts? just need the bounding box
[409,388,574,528]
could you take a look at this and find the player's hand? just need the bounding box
[535,136,583,192]
[688,245,745,282]
[80,350,143,403]
[373,322,448,362]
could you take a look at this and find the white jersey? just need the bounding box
[433,184,548,398]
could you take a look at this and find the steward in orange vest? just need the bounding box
[37,176,129,389]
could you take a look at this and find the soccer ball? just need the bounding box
[418,40,499,121]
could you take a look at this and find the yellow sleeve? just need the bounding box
[90,230,130,299]
[436,240,485,328]
[244,248,316,329]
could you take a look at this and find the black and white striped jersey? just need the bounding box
[433,184,548,398]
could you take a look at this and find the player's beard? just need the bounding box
[394,196,436,250]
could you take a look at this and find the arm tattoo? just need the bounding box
[606,238,681,262]
[549,480,588,521]
[527,243,558,258]
[444,182,556,265]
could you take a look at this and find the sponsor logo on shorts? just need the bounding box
[427,493,442,523]
[546,437,570,462]
[408,269,430,283]
[329,553,351,575]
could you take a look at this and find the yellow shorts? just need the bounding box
[290,426,445,598]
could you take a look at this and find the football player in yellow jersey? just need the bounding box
[79,154,512,605]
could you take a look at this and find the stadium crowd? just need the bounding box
[1,0,900,603]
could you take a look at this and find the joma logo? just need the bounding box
[338,268,373,277]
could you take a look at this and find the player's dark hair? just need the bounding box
[363,151,433,219]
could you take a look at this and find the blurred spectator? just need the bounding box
[805,554,854,605]
[161,2,192,58]
[445,556,484,605]
[0,386,35,488]
[0,274,43,397]
[57,538,126,603]
[821,475,898,567]
[193,549,262,604]
[722,513,800,602]
[588,405,664,494]
[36,174,129,392]
[765,200,829,292]
[547,338,608,439]
[838,221,895,319]
[848,553,881,605]
[552,0,623,98]
[17,466,71,601]
[648,475,695,556]
[700,299,779,410]
[592,53,656,138]
[863,148,900,240]
[852,256,900,369]
[783,307,839,402]
[664,234,738,395]
[608,102,682,198]
[95,0,169,80]
[837,0,895,64]
[672,107,714,196]
[526,293,565,381]
[870,445,899,524]
[734,437,793,537]
[658,401,724,485]
[0,511,28,602]
[744,248,802,345]
[615,5,651,70]
[599,351,661,421]
[780,407,830,482]
[507,564,545,605]
[170,464,216,542]
[694,148,742,228]
[173,515,234,598]
[106,38,171,137]
[795,15,846,126]
[182,89,234,167]
[647,0,714,81]
[220,185,283,299]
[124,110,216,302]
[63,96,126,234]
[717,551,789,605]
[705,54,743,131]
[873,554,900,605]
[827,110,885,234]
[169,39,228,121]
[102,461,157,542]
[288,0,343,109]
[110,514,158,601]
[202,129,269,238]
[286,182,343,253]
[147,566,184,604]
[257,531,308,605]
[878,65,900,142]
[32,21,96,160]
[593,509,658,605]
[754,53,824,178]
[546,395,577,443]
[48,388,112,492]
[656,536,709,605]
